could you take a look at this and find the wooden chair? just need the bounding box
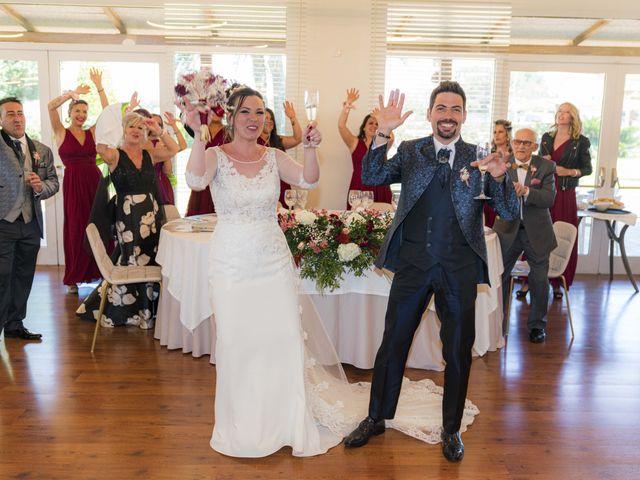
[85,223,162,353]
[163,204,181,221]
[505,221,578,338]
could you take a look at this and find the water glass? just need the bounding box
[284,189,297,211]
[348,190,362,210]
[361,191,374,209]
[391,192,400,211]
[296,189,308,210]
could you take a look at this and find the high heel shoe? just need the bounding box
[515,288,529,299]
[553,289,563,300]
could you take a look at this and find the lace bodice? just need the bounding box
[209,147,280,224]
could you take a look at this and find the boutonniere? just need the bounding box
[530,178,541,186]
[32,151,41,168]
[530,165,538,176]
[459,166,470,187]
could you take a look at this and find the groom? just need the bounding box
[344,82,519,461]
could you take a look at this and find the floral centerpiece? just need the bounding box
[174,70,230,142]
[278,209,393,292]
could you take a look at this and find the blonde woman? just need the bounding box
[485,119,513,228]
[539,102,592,298]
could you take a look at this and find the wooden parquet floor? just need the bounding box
[1,267,639,480]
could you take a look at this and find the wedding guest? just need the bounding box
[338,88,393,209]
[146,112,183,205]
[343,83,518,462]
[493,128,556,344]
[76,112,166,329]
[484,119,513,228]
[258,102,302,205]
[1,97,59,340]
[539,102,592,299]
[47,68,108,294]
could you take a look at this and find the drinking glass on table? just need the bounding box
[284,189,297,211]
[296,189,308,210]
[361,191,374,209]
[348,189,362,210]
[391,192,400,211]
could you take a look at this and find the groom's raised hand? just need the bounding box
[373,89,413,138]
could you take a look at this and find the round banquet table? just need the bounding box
[154,215,506,371]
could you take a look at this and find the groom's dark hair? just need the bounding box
[428,81,466,111]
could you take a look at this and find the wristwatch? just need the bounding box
[377,131,391,139]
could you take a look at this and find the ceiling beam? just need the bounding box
[572,19,610,46]
[0,4,36,32]
[102,6,127,35]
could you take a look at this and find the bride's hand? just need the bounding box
[303,123,322,147]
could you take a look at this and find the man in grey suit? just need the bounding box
[493,128,557,344]
[0,97,59,340]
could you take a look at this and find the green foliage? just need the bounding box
[278,209,392,292]
[0,60,38,100]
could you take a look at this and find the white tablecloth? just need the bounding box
[155,218,505,371]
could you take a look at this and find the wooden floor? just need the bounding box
[1,267,640,480]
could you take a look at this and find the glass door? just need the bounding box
[0,50,58,264]
[48,50,168,267]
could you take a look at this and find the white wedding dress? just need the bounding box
[186,146,479,458]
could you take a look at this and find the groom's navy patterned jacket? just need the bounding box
[362,135,519,277]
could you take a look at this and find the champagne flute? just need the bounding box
[473,142,492,200]
[284,189,297,211]
[296,189,308,210]
[391,192,400,211]
[361,191,374,209]
[348,189,362,211]
[304,90,319,123]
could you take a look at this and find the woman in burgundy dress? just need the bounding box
[258,102,302,205]
[147,112,185,205]
[184,112,226,216]
[47,69,108,293]
[338,88,393,209]
[539,102,592,299]
[484,119,513,228]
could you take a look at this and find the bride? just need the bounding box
[184,86,479,458]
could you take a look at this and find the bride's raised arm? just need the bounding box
[183,99,219,191]
[275,124,321,189]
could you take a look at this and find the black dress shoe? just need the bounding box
[4,327,42,340]
[553,289,563,300]
[441,431,464,462]
[515,288,529,299]
[344,416,385,448]
[529,328,545,343]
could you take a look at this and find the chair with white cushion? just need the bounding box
[163,204,181,221]
[505,221,578,338]
[85,223,162,353]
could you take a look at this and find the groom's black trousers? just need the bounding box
[368,262,477,434]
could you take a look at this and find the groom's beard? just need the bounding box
[436,119,459,139]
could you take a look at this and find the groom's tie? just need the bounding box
[436,148,451,187]
[13,139,25,167]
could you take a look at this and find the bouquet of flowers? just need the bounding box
[278,209,393,292]
[174,70,230,142]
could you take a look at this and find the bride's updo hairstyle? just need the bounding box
[224,85,264,141]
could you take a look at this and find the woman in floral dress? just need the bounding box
[76,112,167,329]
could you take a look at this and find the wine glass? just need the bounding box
[391,192,400,211]
[296,189,308,210]
[361,191,374,209]
[284,189,297,211]
[348,189,362,210]
[304,90,319,123]
[473,142,492,200]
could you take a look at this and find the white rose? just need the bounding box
[337,242,361,262]
[345,212,365,227]
[296,210,317,225]
[297,242,305,250]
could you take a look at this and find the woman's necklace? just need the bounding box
[226,146,266,164]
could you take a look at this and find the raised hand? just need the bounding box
[74,84,91,95]
[176,98,204,131]
[144,117,162,136]
[89,68,103,87]
[124,91,140,113]
[303,123,322,147]
[345,88,359,107]
[375,89,413,133]
[283,100,297,119]
[164,111,177,127]
[471,150,509,178]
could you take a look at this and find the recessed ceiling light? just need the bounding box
[146,21,226,30]
[0,33,24,38]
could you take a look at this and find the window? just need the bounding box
[0,59,41,140]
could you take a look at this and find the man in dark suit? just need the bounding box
[493,128,557,344]
[343,82,519,461]
[0,97,59,340]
